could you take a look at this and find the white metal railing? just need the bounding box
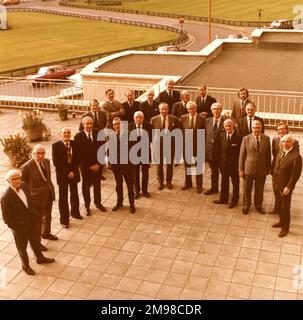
[1,76,303,128]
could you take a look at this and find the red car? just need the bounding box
[1,0,20,5]
[27,65,76,85]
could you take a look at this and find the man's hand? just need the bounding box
[68,172,75,179]
[90,164,100,172]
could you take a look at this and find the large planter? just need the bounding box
[24,127,43,142]
[58,108,69,121]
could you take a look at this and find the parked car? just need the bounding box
[156,45,187,52]
[27,65,76,86]
[1,0,20,5]
[269,19,294,29]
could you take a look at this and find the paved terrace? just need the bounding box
[0,109,303,300]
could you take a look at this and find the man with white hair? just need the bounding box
[1,169,55,275]
[272,134,302,237]
[172,90,190,118]
[21,144,57,250]
[139,89,159,123]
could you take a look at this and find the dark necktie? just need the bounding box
[88,133,93,143]
[169,91,172,99]
[281,151,286,159]
[227,134,231,142]
[66,143,72,163]
[257,137,260,152]
[162,116,166,130]
[40,162,47,179]
[241,101,246,117]
[202,97,205,105]
[190,117,194,129]
[94,112,98,126]
[249,117,252,133]
[213,120,218,132]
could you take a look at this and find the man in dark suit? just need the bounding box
[180,101,205,193]
[139,89,159,123]
[110,117,135,213]
[79,99,107,131]
[129,111,152,199]
[151,102,180,190]
[239,120,271,215]
[214,119,242,208]
[272,134,302,237]
[196,85,216,118]
[74,116,107,216]
[158,78,181,114]
[102,88,125,128]
[21,144,57,246]
[231,87,252,125]
[52,128,82,228]
[122,89,141,123]
[1,170,55,275]
[204,103,225,195]
[270,122,300,214]
[237,102,264,137]
[172,90,190,118]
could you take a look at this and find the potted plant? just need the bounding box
[0,133,32,167]
[56,99,69,121]
[19,109,51,141]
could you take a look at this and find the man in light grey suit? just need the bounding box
[102,88,125,128]
[239,120,271,215]
[231,87,252,125]
[21,144,57,248]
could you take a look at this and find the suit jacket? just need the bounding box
[122,100,141,123]
[205,116,225,162]
[231,98,253,124]
[237,116,265,137]
[1,183,38,232]
[74,129,102,170]
[172,101,188,118]
[79,110,107,131]
[102,100,125,127]
[52,140,80,185]
[196,94,216,118]
[218,131,242,174]
[180,113,205,156]
[272,148,302,192]
[21,158,55,209]
[158,89,181,113]
[139,100,159,123]
[239,133,271,176]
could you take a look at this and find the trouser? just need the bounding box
[35,192,53,237]
[243,174,266,209]
[58,182,80,224]
[112,164,134,205]
[208,160,220,191]
[274,188,292,230]
[220,170,239,204]
[12,225,43,268]
[133,164,150,194]
[81,169,101,208]
[157,164,173,185]
[184,164,203,188]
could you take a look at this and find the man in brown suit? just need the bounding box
[272,134,302,237]
[151,102,180,190]
[231,87,252,125]
[239,120,271,215]
[102,88,125,128]
[180,101,205,193]
[21,144,57,249]
[172,90,190,118]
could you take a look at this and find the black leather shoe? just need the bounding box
[129,205,136,214]
[40,243,47,252]
[36,257,55,264]
[22,266,35,276]
[204,188,218,195]
[112,203,123,211]
[143,192,150,198]
[134,192,139,199]
[272,222,282,228]
[85,208,91,216]
[197,187,202,194]
[42,234,58,241]
[213,200,228,204]
[61,223,69,228]
[158,184,164,190]
[166,182,173,189]
[96,204,107,212]
[256,207,266,214]
[242,208,249,215]
[71,215,83,220]
[181,184,191,190]
[279,229,289,237]
[228,202,237,209]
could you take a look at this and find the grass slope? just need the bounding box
[0,12,176,72]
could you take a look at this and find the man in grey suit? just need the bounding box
[270,122,299,214]
[21,144,57,249]
[204,103,225,195]
[102,88,125,128]
[231,87,252,125]
[151,102,180,190]
[272,134,302,237]
[239,120,271,215]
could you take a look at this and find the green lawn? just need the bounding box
[77,0,300,21]
[0,12,177,72]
